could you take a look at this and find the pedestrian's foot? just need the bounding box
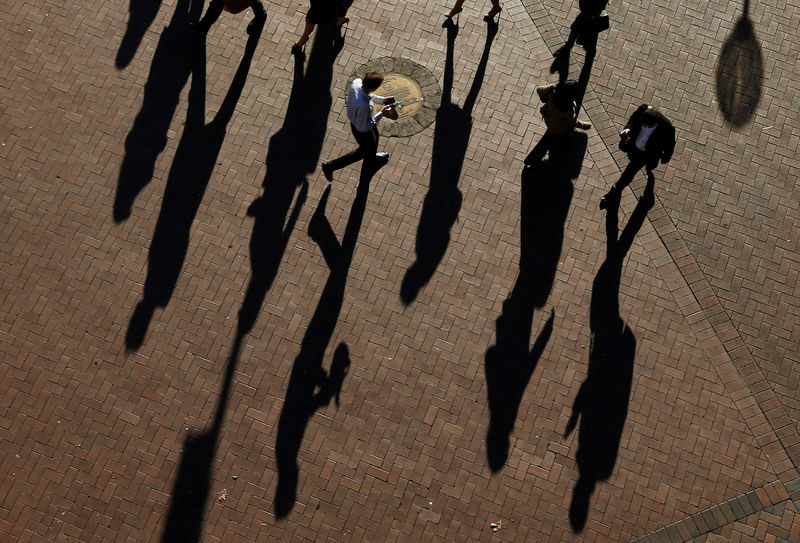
[291,43,304,55]
[336,16,349,27]
[321,162,334,182]
[484,6,501,21]
[376,152,390,159]
[552,47,564,57]
[445,7,462,18]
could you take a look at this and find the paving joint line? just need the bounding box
[629,476,800,542]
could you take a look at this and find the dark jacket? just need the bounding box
[623,104,676,170]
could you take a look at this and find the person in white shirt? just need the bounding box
[321,72,395,181]
[599,104,675,210]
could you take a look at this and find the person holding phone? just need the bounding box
[321,72,395,181]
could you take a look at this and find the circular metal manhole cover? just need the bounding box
[348,57,441,137]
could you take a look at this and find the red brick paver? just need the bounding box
[1,0,799,541]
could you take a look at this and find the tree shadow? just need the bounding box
[238,23,344,341]
[124,22,264,350]
[715,0,763,127]
[484,130,587,472]
[564,176,654,532]
[400,20,498,305]
[274,164,377,518]
[116,0,165,68]
[114,0,199,222]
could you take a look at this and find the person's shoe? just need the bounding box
[484,6,501,21]
[576,120,592,130]
[336,16,349,27]
[321,162,334,182]
[375,152,390,159]
[291,43,304,55]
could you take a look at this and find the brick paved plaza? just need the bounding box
[2,0,799,540]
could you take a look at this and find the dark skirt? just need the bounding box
[307,0,340,24]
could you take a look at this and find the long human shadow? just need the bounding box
[550,22,597,115]
[157,28,342,537]
[564,176,654,532]
[484,130,587,472]
[116,0,163,68]
[715,0,763,127]
[154,27,264,543]
[238,23,344,340]
[114,0,200,222]
[125,23,264,350]
[400,20,498,305]
[274,167,377,518]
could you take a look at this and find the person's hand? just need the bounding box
[382,104,398,120]
[620,128,630,136]
[384,96,396,105]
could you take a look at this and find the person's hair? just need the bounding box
[641,107,661,126]
[552,82,577,111]
[362,71,384,92]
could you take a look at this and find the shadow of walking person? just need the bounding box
[274,167,375,518]
[565,176,654,532]
[155,31,344,536]
[400,20,498,305]
[125,23,264,350]
[114,0,200,222]
[484,130,587,471]
[715,0,763,127]
[116,0,164,69]
[238,24,344,341]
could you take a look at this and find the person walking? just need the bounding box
[321,71,395,181]
[524,81,591,166]
[599,104,675,209]
[552,0,608,58]
[443,0,502,26]
[291,0,349,55]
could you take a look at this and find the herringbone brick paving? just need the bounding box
[1,0,798,540]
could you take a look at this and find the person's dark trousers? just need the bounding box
[195,0,224,31]
[600,148,653,209]
[326,124,380,171]
[524,131,556,165]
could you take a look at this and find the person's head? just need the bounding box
[362,71,384,93]
[641,107,661,128]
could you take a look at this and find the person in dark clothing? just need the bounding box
[599,104,675,209]
[552,0,608,57]
[291,0,349,55]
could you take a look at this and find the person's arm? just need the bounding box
[622,103,648,135]
[661,120,676,164]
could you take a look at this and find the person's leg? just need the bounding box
[191,0,224,33]
[293,18,315,51]
[485,0,502,20]
[446,0,466,18]
[599,156,645,209]
[248,0,266,34]
[323,125,375,179]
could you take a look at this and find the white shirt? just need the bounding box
[635,125,656,151]
[347,78,388,133]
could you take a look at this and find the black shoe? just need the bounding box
[321,162,334,182]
